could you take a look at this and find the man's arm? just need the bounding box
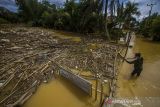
[125,59,136,64]
[118,53,136,64]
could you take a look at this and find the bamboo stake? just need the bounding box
[123,32,131,62]
[95,76,98,101]
[100,81,103,104]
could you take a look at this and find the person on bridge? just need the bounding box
[125,53,143,77]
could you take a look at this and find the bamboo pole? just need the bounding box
[100,81,103,105]
[123,31,131,62]
[95,76,98,101]
[0,74,15,90]
[11,73,24,93]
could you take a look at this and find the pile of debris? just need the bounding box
[0,25,126,106]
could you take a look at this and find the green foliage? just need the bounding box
[16,0,41,21]
[150,16,160,41]
[0,7,18,23]
[0,18,9,24]
[41,11,52,27]
[1,0,141,40]
[122,1,140,29]
[139,13,160,41]
[15,0,57,26]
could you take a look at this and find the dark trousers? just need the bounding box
[131,68,142,76]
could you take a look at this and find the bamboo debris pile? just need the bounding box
[55,44,120,78]
[0,26,63,106]
[0,25,125,106]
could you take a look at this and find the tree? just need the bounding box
[150,16,160,41]
[9,0,141,41]
[0,7,19,23]
[139,13,158,37]
[16,0,40,21]
[16,0,57,27]
[110,0,116,22]
[123,1,140,29]
[104,0,111,40]
[64,0,79,31]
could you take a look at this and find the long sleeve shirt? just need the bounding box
[126,57,143,70]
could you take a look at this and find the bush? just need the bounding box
[0,18,9,24]
[150,16,160,41]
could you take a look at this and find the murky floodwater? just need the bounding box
[117,37,160,97]
[24,76,101,107]
[24,37,160,107]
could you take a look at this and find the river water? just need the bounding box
[24,77,100,107]
[117,37,160,97]
[24,37,160,107]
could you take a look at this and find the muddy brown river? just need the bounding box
[24,77,100,107]
[117,37,160,97]
[23,37,160,107]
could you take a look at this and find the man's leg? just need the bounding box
[137,69,142,77]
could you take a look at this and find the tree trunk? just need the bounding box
[110,0,115,22]
[104,0,111,40]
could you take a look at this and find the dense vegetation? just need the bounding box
[138,13,160,41]
[2,0,159,41]
[0,7,18,23]
[15,0,140,39]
